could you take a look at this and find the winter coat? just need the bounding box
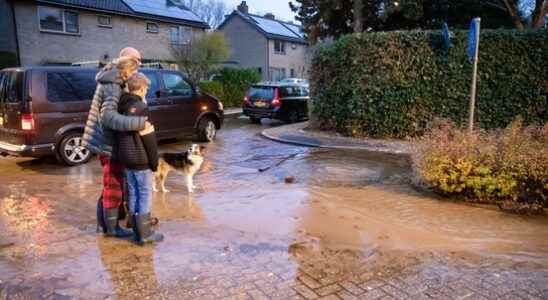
[82,68,147,158]
[117,93,159,172]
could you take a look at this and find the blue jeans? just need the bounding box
[125,169,153,215]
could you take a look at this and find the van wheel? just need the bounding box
[58,132,91,166]
[197,117,217,142]
[285,110,300,124]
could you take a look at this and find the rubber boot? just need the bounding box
[96,196,107,234]
[135,213,164,245]
[103,207,133,238]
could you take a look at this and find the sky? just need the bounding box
[223,0,297,23]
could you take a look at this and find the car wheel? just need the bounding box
[198,117,217,142]
[285,110,300,124]
[57,132,92,166]
[250,117,261,124]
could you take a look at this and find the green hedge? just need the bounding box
[311,30,548,138]
[199,68,261,108]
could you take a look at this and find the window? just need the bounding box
[281,86,308,98]
[170,26,191,45]
[38,6,79,34]
[290,69,295,78]
[269,67,286,81]
[1,72,25,103]
[47,71,97,102]
[97,15,111,27]
[146,22,159,33]
[162,73,192,96]
[142,71,160,99]
[274,40,285,54]
[249,86,275,100]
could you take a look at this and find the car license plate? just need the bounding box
[254,101,267,108]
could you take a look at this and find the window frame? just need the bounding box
[38,6,80,35]
[274,40,286,55]
[97,15,112,28]
[146,22,159,33]
[170,26,192,45]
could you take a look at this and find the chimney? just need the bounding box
[237,1,249,14]
[264,13,275,20]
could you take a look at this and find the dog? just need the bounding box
[153,144,206,193]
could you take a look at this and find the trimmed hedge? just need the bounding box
[199,68,261,108]
[311,30,548,138]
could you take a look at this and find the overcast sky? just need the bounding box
[222,0,297,23]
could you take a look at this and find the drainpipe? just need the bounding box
[9,0,21,66]
[266,38,270,81]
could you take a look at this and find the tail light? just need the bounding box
[21,113,35,131]
[243,92,251,106]
[271,88,281,107]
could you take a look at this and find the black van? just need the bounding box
[242,82,310,124]
[0,67,224,166]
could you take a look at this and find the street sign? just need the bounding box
[467,18,480,62]
[442,22,451,51]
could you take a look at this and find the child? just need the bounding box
[117,72,163,245]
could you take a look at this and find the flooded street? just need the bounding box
[1,118,548,299]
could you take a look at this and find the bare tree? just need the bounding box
[484,0,546,29]
[181,0,228,29]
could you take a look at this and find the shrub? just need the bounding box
[311,30,548,138]
[412,119,548,211]
[199,68,260,108]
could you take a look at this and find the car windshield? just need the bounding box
[249,86,275,100]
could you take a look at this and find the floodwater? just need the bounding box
[1,118,548,299]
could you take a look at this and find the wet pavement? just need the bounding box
[1,118,548,300]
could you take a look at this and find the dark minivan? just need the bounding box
[0,67,224,166]
[242,82,310,124]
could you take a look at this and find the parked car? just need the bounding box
[242,82,309,124]
[0,66,224,166]
[280,78,309,87]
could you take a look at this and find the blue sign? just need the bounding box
[467,18,480,62]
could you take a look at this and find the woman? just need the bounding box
[83,47,150,238]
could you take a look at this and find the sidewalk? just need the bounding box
[224,107,242,119]
[262,122,412,157]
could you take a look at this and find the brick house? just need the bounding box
[217,1,309,81]
[0,0,209,67]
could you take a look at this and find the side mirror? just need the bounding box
[193,85,200,95]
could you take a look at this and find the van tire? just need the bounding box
[57,132,92,166]
[284,109,300,124]
[197,117,217,142]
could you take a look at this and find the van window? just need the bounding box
[162,73,192,97]
[47,71,97,102]
[280,86,305,98]
[1,71,25,103]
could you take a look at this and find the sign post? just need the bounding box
[467,18,481,134]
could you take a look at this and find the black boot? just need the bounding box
[135,213,164,245]
[96,196,107,234]
[103,207,133,238]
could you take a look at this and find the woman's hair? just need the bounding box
[115,57,139,82]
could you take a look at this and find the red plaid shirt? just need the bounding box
[100,156,124,209]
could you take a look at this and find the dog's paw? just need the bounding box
[187,189,194,193]
[153,188,159,193]
[162,189,170,193]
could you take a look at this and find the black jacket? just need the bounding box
[117,93,158,172]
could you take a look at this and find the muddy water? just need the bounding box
[1,118,548,299]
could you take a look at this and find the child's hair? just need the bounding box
[115,56,139,82]
[127,72,151,93]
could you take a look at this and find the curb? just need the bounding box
[224,109,243,120]
[261,124,412,159]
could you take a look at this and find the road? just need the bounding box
[1,118,548,299]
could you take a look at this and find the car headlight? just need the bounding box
[218,101,224,111]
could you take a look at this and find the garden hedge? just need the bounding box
[199,68,261,108]
[311,30,548,138]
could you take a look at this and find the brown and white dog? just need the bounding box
[153,144,205,193]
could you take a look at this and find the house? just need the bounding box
[217,1,309,81]
[0,0,209,67]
